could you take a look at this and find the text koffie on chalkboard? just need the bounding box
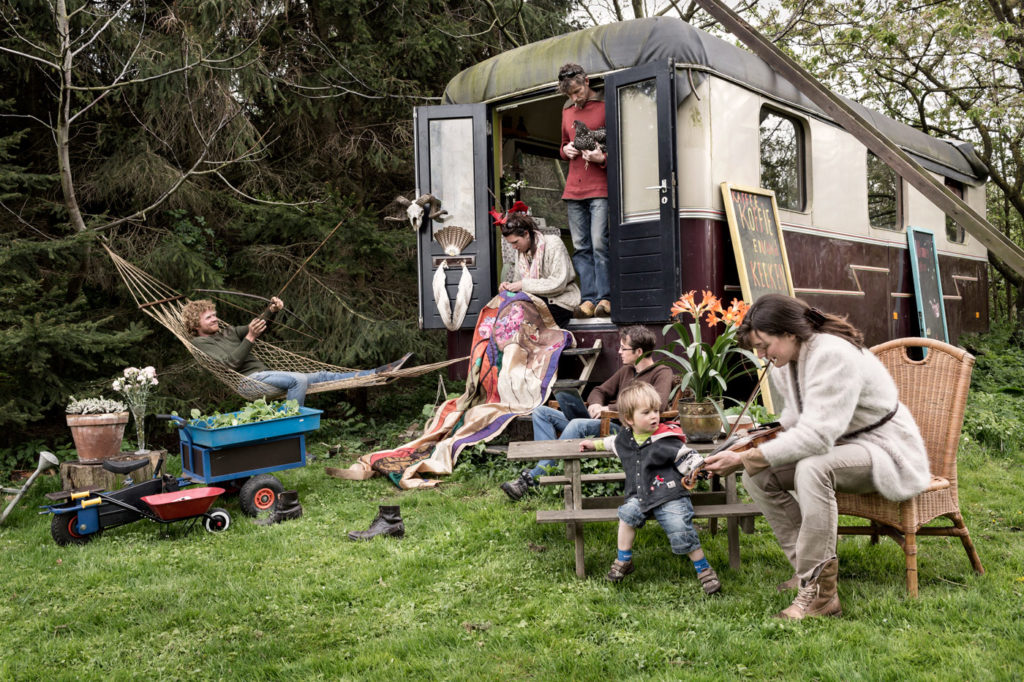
[721,184,794,301]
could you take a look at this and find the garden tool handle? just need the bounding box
[155,414,187,428]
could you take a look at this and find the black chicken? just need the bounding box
[572,120,607,153]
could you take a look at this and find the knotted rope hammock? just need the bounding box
[103,244,464,401]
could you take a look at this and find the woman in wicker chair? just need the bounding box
[703,294,930,620]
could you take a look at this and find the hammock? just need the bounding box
[103,244,465,401]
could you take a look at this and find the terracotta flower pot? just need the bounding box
[66,412,130,462]
[678,400,722,443]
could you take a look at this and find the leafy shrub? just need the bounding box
[961,391,1024,454]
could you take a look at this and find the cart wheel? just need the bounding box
[239,474,283,517]
[204,508,231,533]
[50,512,99,546]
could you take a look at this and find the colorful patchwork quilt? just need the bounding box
[328,292,572,489]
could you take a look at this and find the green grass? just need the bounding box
[1,432,1023,680]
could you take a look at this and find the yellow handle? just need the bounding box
[81,497,102,507]
[70,491,91,501]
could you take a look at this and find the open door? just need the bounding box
[414,104,492,330]
[605,60,680,324]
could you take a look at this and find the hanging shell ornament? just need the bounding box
[433,225,475,256]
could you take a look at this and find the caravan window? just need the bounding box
[428,118,478,237]
[619,78,661,220]
[759,108,805,211]
[945,178,966,243]
[867,151,902,231]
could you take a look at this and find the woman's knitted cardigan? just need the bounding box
[758,333,930,502]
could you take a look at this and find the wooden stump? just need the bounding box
[59,451,165,492]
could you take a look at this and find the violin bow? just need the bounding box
[723,359,774,440]
[681,359,775,490]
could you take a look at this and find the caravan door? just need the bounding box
[605,60,680,323]
[413,104,492,330]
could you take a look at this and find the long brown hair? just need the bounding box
[737,293,864,349]
[500,213,539,257]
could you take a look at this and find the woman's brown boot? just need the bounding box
[775,557,842,620]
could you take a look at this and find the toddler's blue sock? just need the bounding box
[692,557,710,574]
[617,549,633,562]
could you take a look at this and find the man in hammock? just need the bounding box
[181,297,410,405]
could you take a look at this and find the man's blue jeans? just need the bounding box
[565,197,610,304]
[528,391,617,478]
[248,369,375,406]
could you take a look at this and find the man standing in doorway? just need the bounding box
[558,63,611,319]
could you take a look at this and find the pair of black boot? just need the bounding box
[347,505,405,541]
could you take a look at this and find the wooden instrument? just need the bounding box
[680,360,777,490]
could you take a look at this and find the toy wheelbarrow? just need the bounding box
[41,453,230,545]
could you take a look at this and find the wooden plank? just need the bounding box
[507,437,721,462]
[694,0,1024,277]
[536,503,761,524]
[538,472,625,486]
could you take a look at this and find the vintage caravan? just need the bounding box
[413,17,989,376]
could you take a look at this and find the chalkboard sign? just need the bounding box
[906,226,948,342]
[720,184,793,416]
[720,183,795,302]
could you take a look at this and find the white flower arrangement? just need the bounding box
[112,366,158,410]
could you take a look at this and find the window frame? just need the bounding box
[866,150,903,232]
[944,178,966,244]
[758,106,807,212]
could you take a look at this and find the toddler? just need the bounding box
[580,381,722,594]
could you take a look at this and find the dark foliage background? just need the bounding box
[0,0,578,454]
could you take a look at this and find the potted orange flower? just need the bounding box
[654,291,759,440]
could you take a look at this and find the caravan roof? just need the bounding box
[442,17,986,186]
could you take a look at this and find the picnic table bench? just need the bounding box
[508,438,761,578]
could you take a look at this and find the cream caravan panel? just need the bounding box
[709,78,761,211]
[904,175,946,237]
[676,76,713,210]
[808,121,870,238]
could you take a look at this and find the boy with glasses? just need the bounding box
[500,325,672,499]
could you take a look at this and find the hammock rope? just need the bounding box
[103,244,464,401]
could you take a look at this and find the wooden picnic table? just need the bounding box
[507,438,761,578]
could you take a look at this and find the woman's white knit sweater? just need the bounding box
[508,233,581,312]
[758,333,930,502]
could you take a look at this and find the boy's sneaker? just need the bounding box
[500,470,535,501]
[606,558,635,582]
[697,566,722,595]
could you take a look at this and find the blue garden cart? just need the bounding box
[162,407,322,516]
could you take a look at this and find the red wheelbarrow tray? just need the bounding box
[141,487,225,521]
[182,407,322,448]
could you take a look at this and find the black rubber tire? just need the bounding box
[238,474,283,517]
[204,507,231,533]
[50,512,98,546]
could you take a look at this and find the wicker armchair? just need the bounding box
[835,337,984,597]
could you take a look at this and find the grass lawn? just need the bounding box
[1,422,1022,680]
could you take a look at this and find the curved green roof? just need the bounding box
[442,17,986,184]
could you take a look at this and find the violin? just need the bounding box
[679,422,783,490]
[677,359,779,490]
